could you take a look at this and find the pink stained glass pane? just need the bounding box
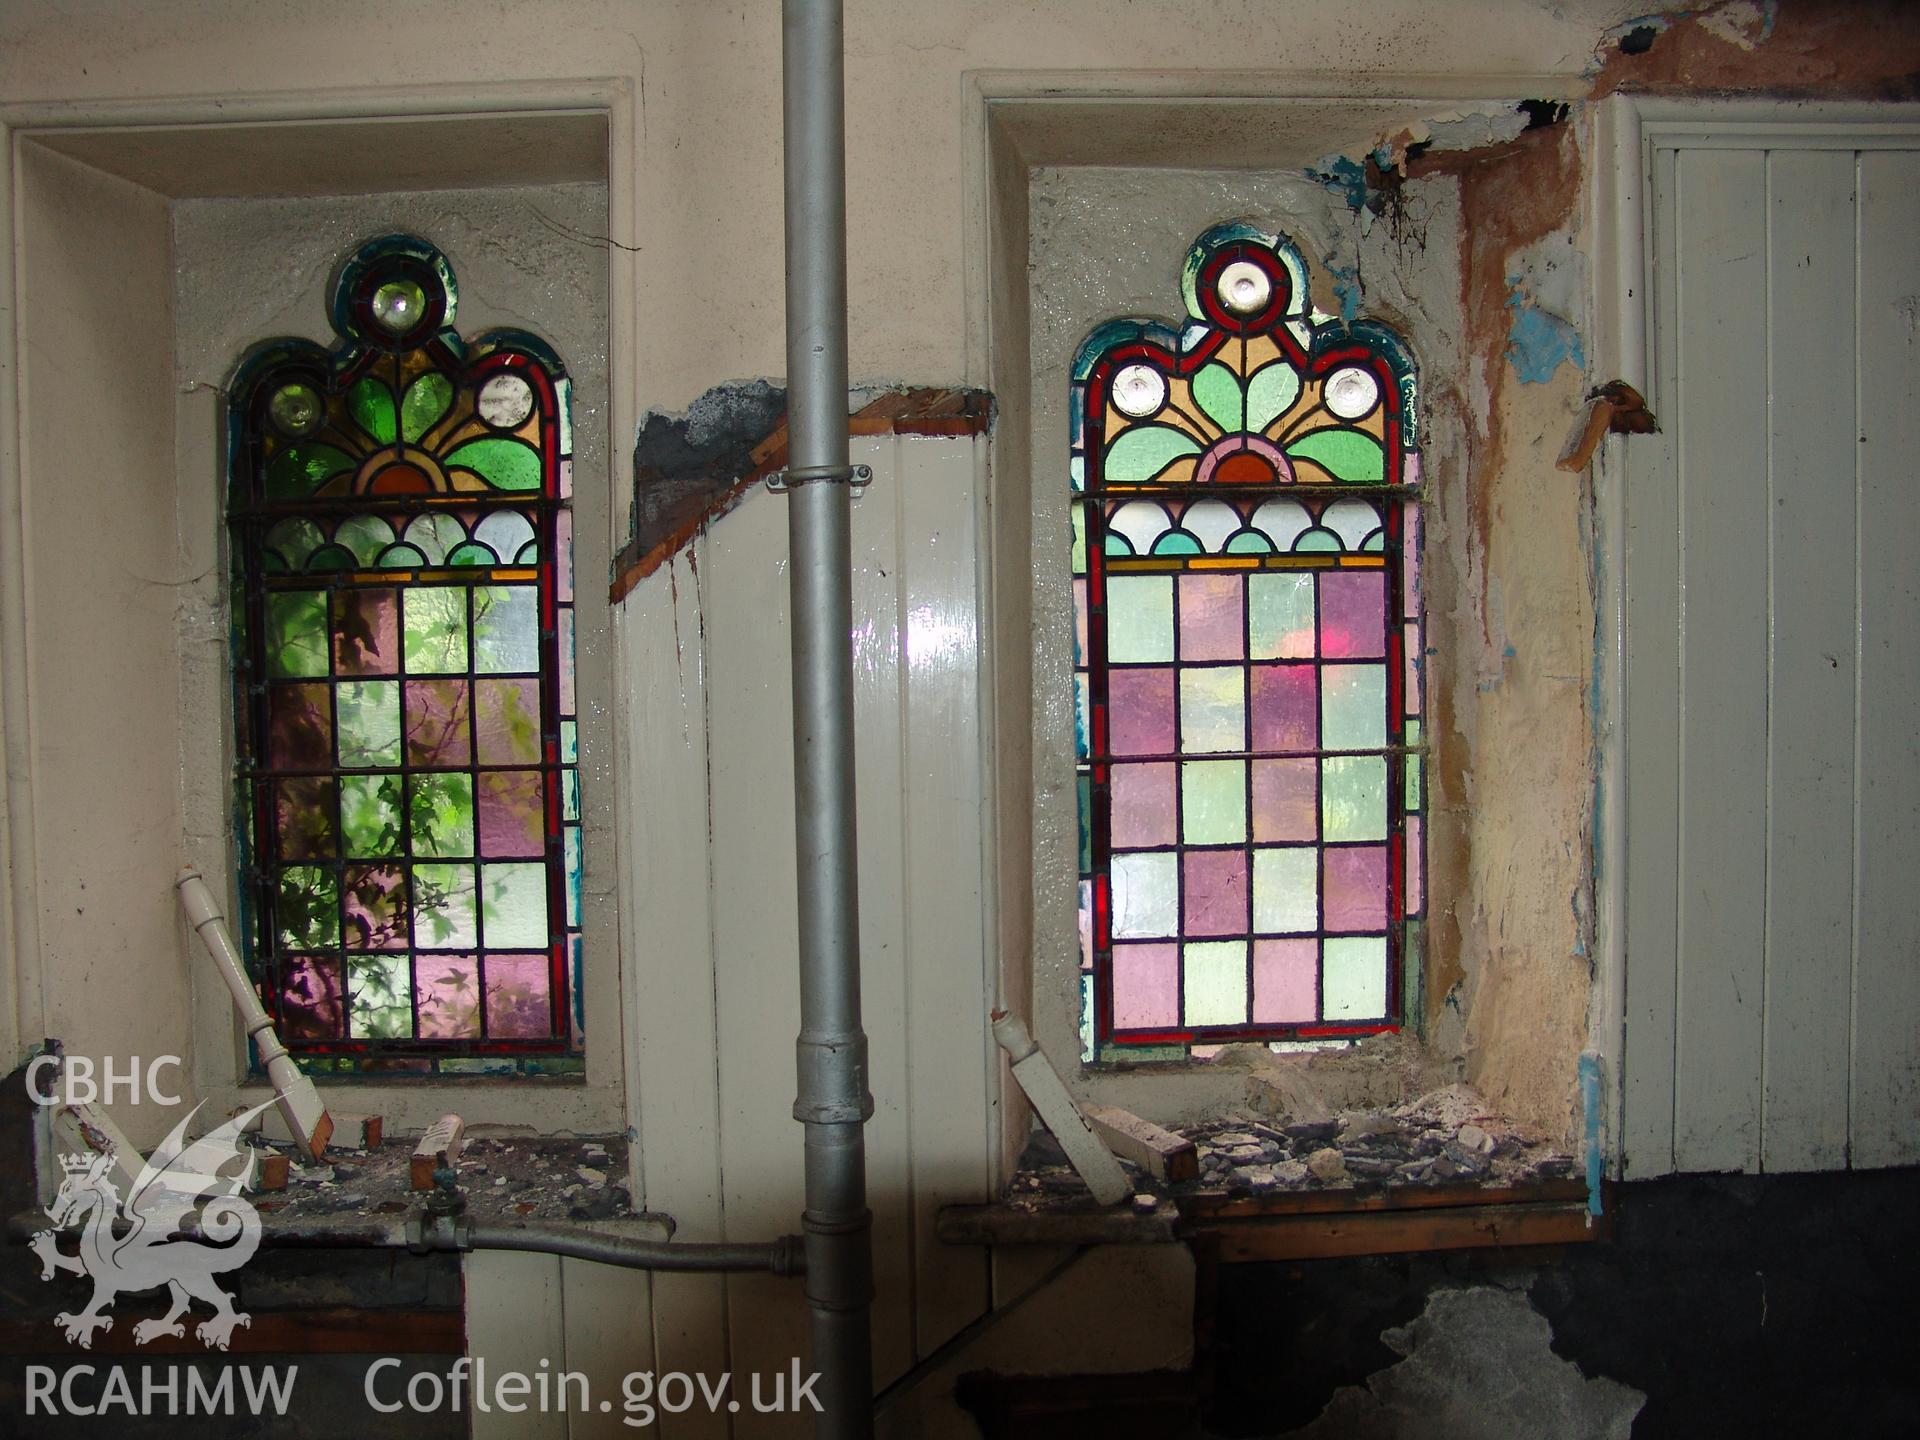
[1323,846,1388,931]
[1073,578,1088,663]
[484,952,553,1038]
[1252,758,1317,842]
[1182,850,1249,937]
[475,677,541,765]
[275,776,337,861]
[1111,943,1179,1029]
[559,606,576,717]
[1250,664,1317,753]
[1252,939,1317,1024]
[477,771,545,858]
[405,679,472,767]
[1111,762,1177,848]
[1405,621,1422,717]
[343,865,408,950]
[1178,574,1245,662]
[268,683,332,770]
[1078,880,1094,971]
[556,509,574,603]
[1318,571,1386,659]
[332,588,399,676]
[416,954,483,1039]
[1407,816,1423,915]
[279,955,344,1040]
[1403,509,1421,619]
[1108,668,1176,757]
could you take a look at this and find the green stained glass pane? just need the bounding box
[1322,936,1388,1019]
[1071,505,1088,575]
[1287,427,1385,485]
[1322,756,1388,842]
[410,772,476,858]
[1322,664,1387,749]
[445,437,542,492]
[413,863,479,948]
[276,866,338,950]
[1247,362,1301,432]
[1191,362,1244,432]
[1405,718,1423,811]
[265,443,355,500]
[403,587,469,674]
[482,862,549,947]
[1151,531,1203,557]
[1183,941,1248,1026]
[1253,847,1317,933]
[349,377,397,444]
[264,518,326,571]
[565,828,582,928]
[1106,576,1174,664]
[1105,424,1200,484]
[1179,667,1245,753]
[336,681,402,768]
[474,586,538,673]
[402,372,454,443]
[347,955,413,1039]
[1181,760,1246,845]
[561,720,578,764]
[1249,573,1315,660]
[266,590,329,678]
[1078,773,1092,874]
[335,514,397,566]
[339,773,403,856]
[563,768,580,822]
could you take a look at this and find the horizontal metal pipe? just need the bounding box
[460,1223,805,1276]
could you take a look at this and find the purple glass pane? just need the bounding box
[1405,621,1422,717]
[1250,664,1317,753]
[343,864,408,950]
[332,588,400,676]
[278,955,344,1040]
[1073,578,1088,663]
[268,683,332,770]
[475,677,541,765]
[405,679,473,767]
[556,509,574,603]
[485,953,553,1039]
[1407,816,1422,915]
[274,777,337,860]
[1318,571,1386,659]
[1252,758,1317,842]
[417,954,483,1038]
[1111,943,1179,1030]
[1110,762,1176,848]
[1403,512,1421,619]
[1178,574,1244,662]
[1079,880,1094,971]
[559,607,576,717]
[1182,850,1249,937]
[1252,939,1317,1024]
[1323,846,1388,931]
[477,771,545,858]
[1108,668,1176,757]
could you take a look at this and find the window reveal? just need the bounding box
[228,236,582,1076]
[1071,224,1426,1061]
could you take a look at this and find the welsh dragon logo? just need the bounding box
[30,1100,274,1350]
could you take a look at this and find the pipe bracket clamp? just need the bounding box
[768,463,872,493]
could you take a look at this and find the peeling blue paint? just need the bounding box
[1505,288,1585,384]
[1308,155,1369,213]
[1502,644,1517,658]
[1579,1053,1606,1218]
[1324,260,1363,325]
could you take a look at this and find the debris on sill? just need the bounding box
[244,1133,634,1228]
[1002,1082,1576,1213]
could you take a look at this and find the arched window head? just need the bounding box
[1070,223,1426,1062]
[228,236,582,1076]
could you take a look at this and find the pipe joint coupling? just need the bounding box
[793,1034,874,1124]
[768,462,872,493]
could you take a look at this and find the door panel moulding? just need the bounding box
[0,83,637,1127]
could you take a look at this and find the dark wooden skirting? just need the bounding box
[0,1306,464,1356]
[609,385,992,604]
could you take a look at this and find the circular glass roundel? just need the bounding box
[268,382,323,437]
[1217,260,1273,317]
[371,278,428,335]
[1323,365,1381,420]
[477,372,536,430]
[1111,364,1167,418]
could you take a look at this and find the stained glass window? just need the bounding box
[228,236,583,1076]
[1072,223,1426,1061]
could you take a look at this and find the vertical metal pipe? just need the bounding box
[781,2,874,1436]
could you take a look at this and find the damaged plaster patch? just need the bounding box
[1503,231,1588,385]
[1292,1286,1644,1439]
[1696,0,1778,51]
